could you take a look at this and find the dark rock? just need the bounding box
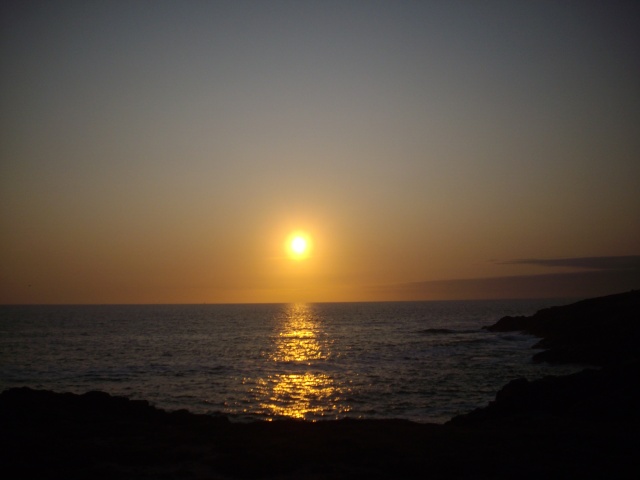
[449,360,640,427]
[2,386,639,479]
[459,291,640,433]
[484,290,640,366]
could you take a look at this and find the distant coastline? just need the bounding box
[375,269,640,302]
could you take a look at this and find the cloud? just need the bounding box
[496,255,640,271]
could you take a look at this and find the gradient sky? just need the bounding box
[2,1,639,304]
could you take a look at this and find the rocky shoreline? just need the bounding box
[2,291,639,479]
[449,290,640,428]
[484,289,640,366]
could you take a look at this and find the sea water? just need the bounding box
[0,300,582,423]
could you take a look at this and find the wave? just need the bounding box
[417,328,478,335]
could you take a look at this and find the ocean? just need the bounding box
[0,299,582,423]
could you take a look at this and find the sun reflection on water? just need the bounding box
[252,303,349,420]
[271,304,327,363]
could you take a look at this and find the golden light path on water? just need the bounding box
[252,303,350,420]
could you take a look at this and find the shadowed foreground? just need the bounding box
[2,291,639,479]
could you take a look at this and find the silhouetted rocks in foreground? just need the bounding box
[1,387,638,479]
[484,289,640,365]
[454,290,640,429]
[2,291,639,479]
[449,360,640,427]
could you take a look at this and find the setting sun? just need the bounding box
[287,232,312,260]
[291,236,307,254]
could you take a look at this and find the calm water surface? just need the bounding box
[0,300,581,423]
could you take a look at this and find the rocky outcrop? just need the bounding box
[484,290,640,365]
[449,360,640,427]
[452,290,640,431]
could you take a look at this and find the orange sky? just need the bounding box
[1,2,639,304]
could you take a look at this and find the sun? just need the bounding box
[286,231,312,260]
[291,236,307,255]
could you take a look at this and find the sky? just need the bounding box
[1,1,639,304]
